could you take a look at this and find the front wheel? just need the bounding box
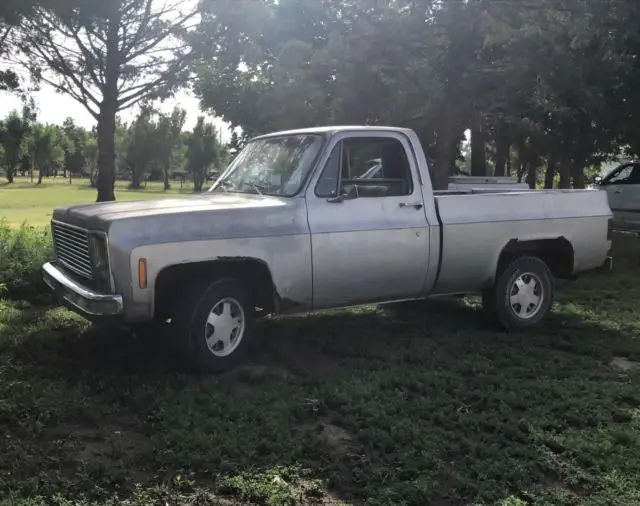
[173,277,255,373]
[484,256,555,331]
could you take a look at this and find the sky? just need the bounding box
[0,0,238,142]
[0,82,233,143]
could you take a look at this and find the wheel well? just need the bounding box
[153,259,276,320]
[497,238,574,280]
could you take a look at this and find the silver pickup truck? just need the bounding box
[42,126,613,373]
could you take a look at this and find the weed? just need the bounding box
[0,233,638,505]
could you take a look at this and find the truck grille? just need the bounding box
[51,221,94,280]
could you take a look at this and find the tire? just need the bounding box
[485,255,555,331]
[172,277,255,373]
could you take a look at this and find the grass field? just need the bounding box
[0,176,194,228]
[0,231,639,505]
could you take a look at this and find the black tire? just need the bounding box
[172,277,255,373]
[485,256,555,331]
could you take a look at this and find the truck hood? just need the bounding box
[53,192,285,227]
[52,192,308,248]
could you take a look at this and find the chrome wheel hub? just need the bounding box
[509,272,544,320]
[204,298,245,357]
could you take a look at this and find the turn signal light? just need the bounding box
[138,258,148,289]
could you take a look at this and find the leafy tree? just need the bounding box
[185,116,221,192]
[155,107,187,190]
[0,105,36,182]
[15,0,198,201]
[123,105,157,189]
[27,122,67,183]
[61,117,90,178]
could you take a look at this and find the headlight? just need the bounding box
[88,233,112,291]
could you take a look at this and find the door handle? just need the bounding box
[399,202,424,210]
[615,190,622,194]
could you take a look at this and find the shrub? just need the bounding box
[0,220,53,302]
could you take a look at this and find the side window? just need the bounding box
[316,143,342,198]
[315,137,413,198]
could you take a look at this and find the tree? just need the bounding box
[185,116,220,192]
[27,122,66,183]
[155,107,187,190]
[123,105,157,189]
[193,0,640,190]
[15,0,198,201]
[61,117,90,178]
[0,105,36,183]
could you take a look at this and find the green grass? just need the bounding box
[0,176,194,228]
[0,232,639,505]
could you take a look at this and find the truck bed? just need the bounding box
[430,189,612,295]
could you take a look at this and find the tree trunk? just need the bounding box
[470,115,487,177]
[432,117,465,190]
[96,1,121,202]
[37,166,44,184]
[164,166,171,191]
[517,163,527,183]
[571,160,586,189]
[494,139,509,177]
[194,172,204,193]
[6,164,15,183]
[526,164,537,189]
[130,166,142,189]
[558,151,571,189]
[544,157,557,189]
[505,151,511,176]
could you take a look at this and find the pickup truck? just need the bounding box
[42,126,613,373]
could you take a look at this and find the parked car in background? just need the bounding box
[593,162,640,232]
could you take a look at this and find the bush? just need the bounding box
[0,220,53,302]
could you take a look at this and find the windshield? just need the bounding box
[209,134,325,196]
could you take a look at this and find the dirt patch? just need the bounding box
[611,357,640,373]
[540,474,585,497]
[48,418,153,483]
[304,417,358,460]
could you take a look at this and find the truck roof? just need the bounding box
[252,125,415,140]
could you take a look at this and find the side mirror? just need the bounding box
[594,175,603,185]
[326,194,345,204]
[326,188,357,203]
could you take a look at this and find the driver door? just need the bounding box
[305,132,431,309]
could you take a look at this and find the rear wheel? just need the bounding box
[484,256,555,330]
[173,277,255,373]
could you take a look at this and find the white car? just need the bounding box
[595,162,640,232]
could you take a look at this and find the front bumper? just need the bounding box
[42,262,124,319]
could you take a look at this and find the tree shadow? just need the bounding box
[1,290,639,503]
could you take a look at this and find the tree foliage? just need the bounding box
[0,105,36,183]
[193,0,640,189]
[13,0,198,200]
[185,116,221,192]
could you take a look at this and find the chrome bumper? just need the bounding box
[42,262,123,318]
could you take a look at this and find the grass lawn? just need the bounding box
[0,176,194,228]
[1,234,640,505]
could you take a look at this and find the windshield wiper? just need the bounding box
[212,180,232,193]
[245,183,269,196]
